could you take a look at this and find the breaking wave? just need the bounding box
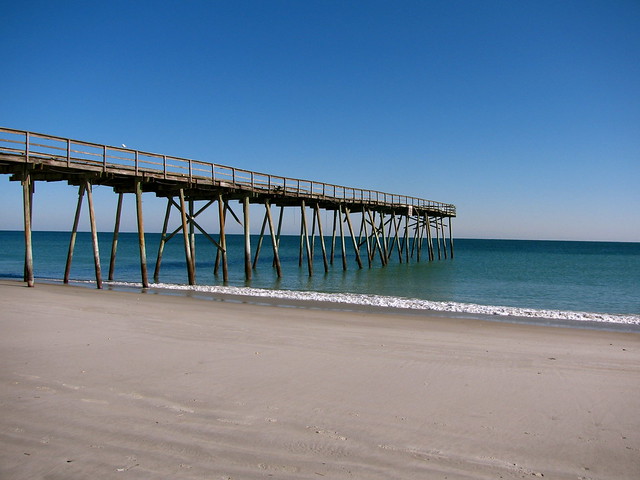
[102,280,640,327]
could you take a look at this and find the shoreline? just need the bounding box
[8,276,639,333]
[1,279,639,479]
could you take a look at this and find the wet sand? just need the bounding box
[1,279,639,479]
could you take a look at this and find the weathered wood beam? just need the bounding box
[108,192,123,281]
[86,181,103,289]
[64,183,86,284]
[179,189,195,285]
[218,194,228,282]
[314,203,329,273]
[22,173,34,287]
[344,207,362,269]
[301,200,313,276]
[153,197,173,283]
[265,201,282,278]
[135,180,149,288]
[243,195,251,281]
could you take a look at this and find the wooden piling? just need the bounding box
[338,205,347,271]
[434,217,441,260]
[344,207,362,269]
[265,201,282,277]
[243,196,252,281]
[440,217,448,259]
[300,200,313,276]
[85,181,103,289]
[314,203,329,273]
[425,213,434,261]
[135,181,149,287]
[449,219,455,259]
[153,198,172,282]
[330,210,337,266]
[189,199,196,277]
[22,173,34,287]
[252,211,268,269]
[361,207,372,268]
[108,192,123,281]
[217,194,228,282]
[64,184,86,284]
[179,189,195,285]
[272,205,284,270]
[379,213,389,265]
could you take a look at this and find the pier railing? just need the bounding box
[0,127,455,216]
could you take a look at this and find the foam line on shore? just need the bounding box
[99,280,640,326]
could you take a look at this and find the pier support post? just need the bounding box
[404,213,410,263]
[265,201,282,277]
[440,217,448,259]
[434,217,441,260]
[272,205,284,270]
[361,208,372,268]
[379,213,388,265]
[109,192,123,281]
[85,181,102,289]
[135,181,149,287]
[253,211,268,269]
[243,195,252,281]
[330,210,337,266]
[189,199,196,278]
[301,200,313,276]
[344,207,363,269]
[22,173,34,287]
[314,203,329,273]
[338,205,347,270]
[179,189,195,285]
[154,198,172,283]
[217,194,228,282]
[449,219,454,259]
[425,213,434,261]
[64,184,86,284]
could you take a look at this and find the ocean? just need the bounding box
[1,230,639,329]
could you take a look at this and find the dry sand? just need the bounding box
[1,279,639,479]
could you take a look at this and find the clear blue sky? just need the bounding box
[1,0,639,241]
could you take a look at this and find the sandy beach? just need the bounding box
[1,280,638,479]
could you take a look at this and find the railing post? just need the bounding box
[66,139,71,167]
[188,160,192,183]
[25,132,30,163]
[232,168,236,185]
[135,151,139,176]
[103,145,107,172]
[163,155,166,179]
[211,163,215,183]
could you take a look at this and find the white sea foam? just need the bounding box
[103,281,640,327]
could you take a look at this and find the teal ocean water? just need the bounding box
[1,231,639,328]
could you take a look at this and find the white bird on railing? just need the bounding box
[122,144,127,148]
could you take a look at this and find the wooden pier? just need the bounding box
[0,127,456,288]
